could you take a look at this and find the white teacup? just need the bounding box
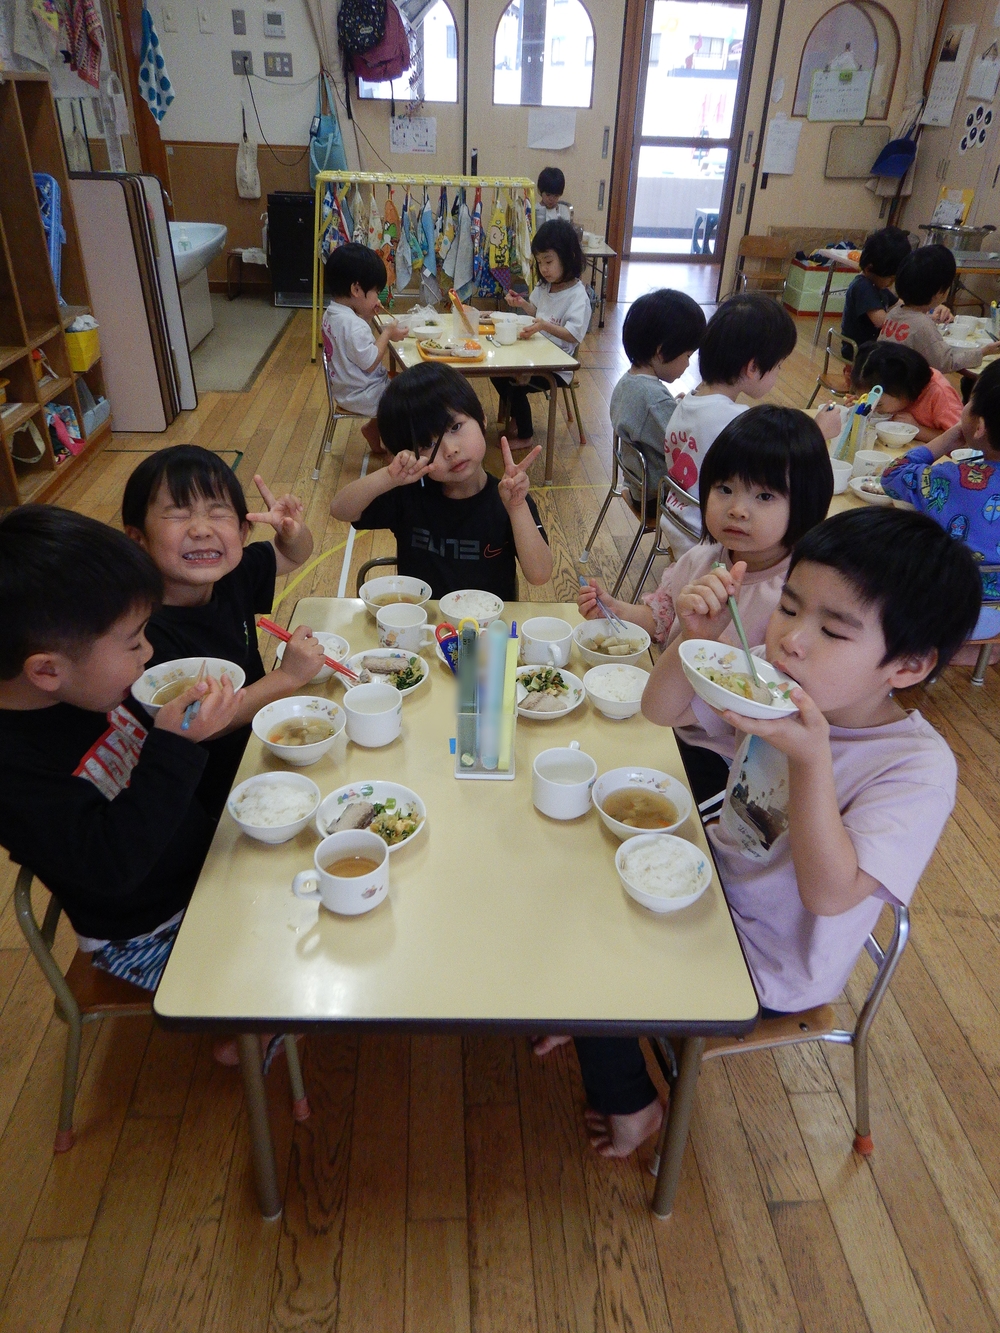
[521,616,573,667]
[376,603,436,651]
[494,321,518,345]
[292,830,388,915]
[852,449,887,479]
[532,740,597,820]
[343,682,402,747]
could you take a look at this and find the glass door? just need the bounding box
[626,0,753,261]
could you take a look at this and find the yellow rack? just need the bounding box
[311,171,537,359]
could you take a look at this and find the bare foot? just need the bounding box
[533,1034,572,1056]
[361,419,386,454]
[584,1100,664,1158]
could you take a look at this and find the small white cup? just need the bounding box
[521,616,573,667]
[852,449,888,479]
[292,830,388,915]
[343,682,402,747]
[494,321,518,345]
[532,740,597,820]
[376,603,436,651]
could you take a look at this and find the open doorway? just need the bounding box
[620,0,759,268]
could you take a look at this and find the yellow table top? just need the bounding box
[154,602,759,1034]
[389,331,578,376]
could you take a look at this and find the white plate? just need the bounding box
[315,780,426,852]
[848,476,894,506]
[342,649,430,696]
[678,639,798,720]
[515,665,586,718]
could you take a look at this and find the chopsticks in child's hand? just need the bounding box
[181,660,207,731]
[578,577,628,635]
[257,618,360,682]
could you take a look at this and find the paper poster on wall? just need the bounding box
[527,109,576,151]
[930,187,975,224]
[807,67,872,121]
[922,24,977,126]
[966,42,1000,101]
[761,115,802,173]
[390,116,437,154]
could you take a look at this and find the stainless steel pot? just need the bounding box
[919,222,997,251]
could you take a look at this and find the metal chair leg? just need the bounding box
[611,523,649,598]
[569,382,586,446]
[580,455,621,563]
[852,1034,872,1156]
[806,380,821,409]
[312,412,333,481]
[55,1013,82,1152]
[972,642,992,685]
[284,1034,311,1122]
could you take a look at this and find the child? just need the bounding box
[535,167,571,226]
[580,406,833,804]
[840,225,911,353]
[123,445,324,820]
[495,218,591,443]
[0,506,240,992]
[850,340,963,440]
[880,358,1000,654]
[610,288,707,502]
[321,242,406,454]
[329,362,552,599]
[549,507,981,1158]
[880,244,1000,375]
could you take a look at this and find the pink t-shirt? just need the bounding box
[906,368,963,433]
[643,544,790,759]
[708,711,955,1011]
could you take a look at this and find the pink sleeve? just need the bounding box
[642,575,678,644]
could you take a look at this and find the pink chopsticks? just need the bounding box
[257,618,360,683]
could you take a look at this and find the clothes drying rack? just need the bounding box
[310,171,537,360]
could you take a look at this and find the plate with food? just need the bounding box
[515,665,585,718]
[438,589,504,627]
[315,781,426,852]
[678,640,797,720]
[343,649,429,695]
[416,337,485,363]
[572,618,651,667]
[848,475,894,506]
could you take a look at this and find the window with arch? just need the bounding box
[359,0,458,103]
[792,1,899,119]
[493,0,595,108]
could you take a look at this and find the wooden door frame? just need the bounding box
[116,0,174,212]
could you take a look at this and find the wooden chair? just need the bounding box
[314,344,364,480]
[14,866,310,1152]
[969,564,1000,684]
[731,235,793,298]
[494,374,586,447]
[653,901,910,1168]
[356,555,397,594]
[806,329,858,408]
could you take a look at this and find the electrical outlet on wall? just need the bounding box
[161,2,178,31]
[198,3,214,32]
[232,8,246,33]
[231,49,253,74]
[264,51,293,76]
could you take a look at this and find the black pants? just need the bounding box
[492,375,551,439]
[675,736,731,811]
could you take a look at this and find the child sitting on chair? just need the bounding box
[880,244,1000,379]
[322,242,406,454]
[534,166,571,226]
[840,226,911,355]
[850,341,963,440]
[541,508,979,1159]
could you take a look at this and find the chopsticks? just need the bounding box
[579,577,629,636]
[257,618,360,683]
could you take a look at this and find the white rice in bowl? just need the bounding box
[232,782,316,827]
[588,666,646,703]
[622,839,705,898]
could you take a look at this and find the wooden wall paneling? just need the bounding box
[605,0,647,302]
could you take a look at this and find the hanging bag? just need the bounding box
[337,0,386,54]
[236,106,261,199]
[352,0,409,84]
[309,71,348,188]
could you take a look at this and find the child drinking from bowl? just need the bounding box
[580,406,833,805]
[850,340,963,441]
[329,362,552,599]
[123,445,324,821]
[0,507,239,997]
[545,508,980,1160]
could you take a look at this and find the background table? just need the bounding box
[812,248,860,346]
[155,600,759,1219]
[388,335,579,485]
[582,238,616,328]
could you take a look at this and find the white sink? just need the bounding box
[169,221,228,284]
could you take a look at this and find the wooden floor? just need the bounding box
[3,276,1000,1333]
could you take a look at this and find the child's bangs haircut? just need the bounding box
[325,242,388,297]
[858,226,912,278]
[969,358,1000,448]
[789,508,982,670]
[893,244,956,307]
[376,362,486,455]
[622,289,706,365]
[698,293,797,384]
[853,342,931,402]
[122,445,247,532]
[698,405,833,547]
[0,506,162,679]
[531,219,583,281]
[537,166,565,196]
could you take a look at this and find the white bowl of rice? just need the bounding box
[437,589,504,628]
[615,834,712,913]
[227,772,321,844]
[582,663,649,719]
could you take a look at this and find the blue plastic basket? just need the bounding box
[33,173,66,304]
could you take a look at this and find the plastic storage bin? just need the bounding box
[782,259,853,315]
[65,328,100,372]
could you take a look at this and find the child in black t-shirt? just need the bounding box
[840,226,912,357]
[0,506,240,994]
[123,446,323,819]
[329,363,553,600]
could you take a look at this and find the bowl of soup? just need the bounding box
[251,695,346,766]
[572,618,651,667]
[592,766,692,841]
[359,574,432,618]
[131,657,245,716]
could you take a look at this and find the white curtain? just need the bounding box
[868,0,943,198]
[303,0,361,169]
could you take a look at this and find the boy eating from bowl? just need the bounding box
[0,506,240,997]
[538,508,980,1158]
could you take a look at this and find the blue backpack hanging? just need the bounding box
[309,71,347,188]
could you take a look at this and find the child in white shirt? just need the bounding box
[535,166,571,226]
[321,242,405,454]
[495,219,592,443]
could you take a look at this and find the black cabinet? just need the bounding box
[267,192,319,308]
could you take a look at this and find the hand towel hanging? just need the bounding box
[138,0,174,122]
[236,105,261,199]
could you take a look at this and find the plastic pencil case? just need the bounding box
[33,173,65,302]
[66,328,100,372]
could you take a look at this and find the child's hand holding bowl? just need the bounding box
[154,673,239,742]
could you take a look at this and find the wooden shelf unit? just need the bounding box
[0,73,110,508]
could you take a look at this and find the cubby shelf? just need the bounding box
[0,74,110,508]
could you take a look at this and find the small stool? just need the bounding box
[227,248,269,300]
[691,208,720,255]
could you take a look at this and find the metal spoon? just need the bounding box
[711,563,780,703]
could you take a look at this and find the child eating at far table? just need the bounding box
[850,341,963,440]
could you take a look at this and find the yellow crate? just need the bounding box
[66,328,100,373]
